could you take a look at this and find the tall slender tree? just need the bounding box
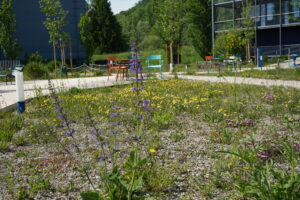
[78,11,94,62]
[40,0,69,72]
[0,0,21,60]
[154,0,184,69]
[241,0,255,62]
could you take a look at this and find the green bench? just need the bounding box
[0,60,21,85]
[0,63,24,85]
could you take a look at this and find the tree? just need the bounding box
[241,0,255,62]
[290,0,300,22]
[154,0,184,69]
[0,0,21,60]
[81,0,125,55]
[186,0,212,59]
[78,11,94,62]
[214,29,244,58]
[40,0,69,72]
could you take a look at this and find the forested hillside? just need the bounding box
[116,0,212,59]
[116,0,161,50]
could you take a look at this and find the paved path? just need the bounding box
[0,76,129,110]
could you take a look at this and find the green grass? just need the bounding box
[199,67,300,81]
[92,46,202,65]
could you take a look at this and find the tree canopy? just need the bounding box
[39,0,69,45]
[0,0,21,59]
[186,0,212,59]
[116,0,212,59]
[80,0,125,56]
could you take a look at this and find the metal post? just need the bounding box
[233,0,235,28]
[212,0,215,57]
[257,48,263,69]
[255,0,258,64]
[279,0,282,56]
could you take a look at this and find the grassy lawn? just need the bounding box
[92,46,202,65]
[196,67,300,81]
[1,79,300,199]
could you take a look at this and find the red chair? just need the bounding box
[205,56,214,67]
[107,56,128,80]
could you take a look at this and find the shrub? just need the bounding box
[46,60,61,72]
[24,62,49,79]
[26,51,45,63]
[215,29,244,58]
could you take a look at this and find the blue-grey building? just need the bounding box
[212,0,300,55]
[0,0,87,63]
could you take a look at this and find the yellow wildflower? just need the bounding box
[149,149,156,153]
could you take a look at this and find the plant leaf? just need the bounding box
[80,192,101,200]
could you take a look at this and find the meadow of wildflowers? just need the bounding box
[0,74,300,199]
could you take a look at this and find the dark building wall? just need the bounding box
[257,26,300,47]
[0,0,87,63]
[282,26,300,45]
[257,28,280,47]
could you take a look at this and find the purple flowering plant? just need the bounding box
[48,46,155,200]
[48,80,96,191]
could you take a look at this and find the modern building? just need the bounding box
[0,0,87,63]
[212,0,300,56]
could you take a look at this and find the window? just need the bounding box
[267,3,274,20]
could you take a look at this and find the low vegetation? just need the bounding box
[1,79,299,199]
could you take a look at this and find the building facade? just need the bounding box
[0,0,87,63]
[212,0,300,56]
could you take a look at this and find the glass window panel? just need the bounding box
[215,5,234,21]
[267,3,274,20]
[261,4,266,26]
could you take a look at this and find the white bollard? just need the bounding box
[170,63,173,73]
[15,71,25,113]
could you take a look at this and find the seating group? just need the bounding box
[107,54,163,80]
[205,56,240,72]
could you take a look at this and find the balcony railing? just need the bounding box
[214,0,233,4]
[252,44,300,56]
[214,11,300,31]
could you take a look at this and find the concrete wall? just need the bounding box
[0,0,87,64]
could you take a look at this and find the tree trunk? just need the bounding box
[248,43,251,63]
[170,43,173,65]
[70,43,73,68]
[170,42,173,72]
[177,44,180,64]
[246,42,251,63]
[53,42,57,77]
[166,44,169,71]
[60,41,63,66]
[62,43,66,65]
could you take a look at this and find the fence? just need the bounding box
[0,60,20,72]
[251,44,300,56]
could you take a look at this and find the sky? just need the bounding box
[109,0,140,14]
